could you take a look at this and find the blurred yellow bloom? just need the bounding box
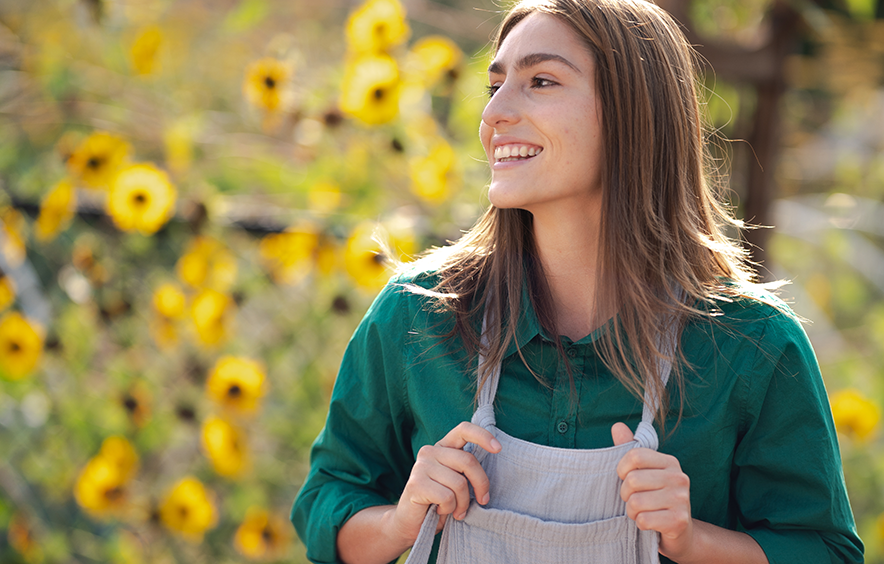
[164,119,196,173]
[153,282,186,318]
[121,384,152,428]
[8,512,42,563]
[98,436,139,481]
[158,477,217,542]
[74,437,139,518]
[206,356,266,413]
[67,131,130,190]
[107,163,176,235]
[1,207,27,267]
[234,507,291,560]
[0,273,14,312]
[130,26,163,75]
[259,229,319,285]
[345,0,409,54]
[190,289,231,346]
[307,181,343,214]
[0,312,43,380]
[409,138,456,204]
[340,54,400,125]
[344,222,415,290]
[201,415,248,477]
[831,388,880,441]
[176,236,238,291]
[877,512,884,543]
[243,57,293,112]
[405,36,462,88]
[36,179,77,242]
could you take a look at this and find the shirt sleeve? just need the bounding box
[732,306,864,563]
[291,279,418,564]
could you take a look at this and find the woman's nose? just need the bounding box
[481,83,519,128]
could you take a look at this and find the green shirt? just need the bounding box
[291,270,863,564]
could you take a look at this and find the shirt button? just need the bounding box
[567,348,577,359]
[557,421,568,434]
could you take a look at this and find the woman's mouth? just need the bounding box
[494,144,543,163]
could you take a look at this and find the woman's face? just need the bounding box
[480,12,604,218]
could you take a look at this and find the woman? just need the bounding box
[292,0,863,562]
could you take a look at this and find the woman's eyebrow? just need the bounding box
[487,52,582,75]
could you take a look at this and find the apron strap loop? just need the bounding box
[403,505,444,564]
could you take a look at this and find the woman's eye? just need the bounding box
[532,77,555,88]
[486,84,500,98]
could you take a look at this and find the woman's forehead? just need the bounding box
[491,13,590,74]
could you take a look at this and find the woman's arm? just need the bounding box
[337,423,502,564]
[612,423,768,564]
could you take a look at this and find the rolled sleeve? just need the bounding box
[734,309,863,564]
[292,280,417,564]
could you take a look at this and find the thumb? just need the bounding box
[611,422,635,446]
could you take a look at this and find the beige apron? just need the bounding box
[405,314,673,564]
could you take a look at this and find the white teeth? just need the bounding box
[493,145,542,161]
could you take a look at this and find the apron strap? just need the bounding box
[403,505,444,564]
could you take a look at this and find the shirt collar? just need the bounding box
[503,281,543,358]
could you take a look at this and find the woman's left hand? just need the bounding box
[612,422,694,562]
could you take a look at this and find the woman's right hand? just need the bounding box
[390,421,502,545]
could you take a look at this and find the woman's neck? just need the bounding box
[531,205,612,341]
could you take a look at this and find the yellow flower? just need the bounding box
[1,207,27,267]
[0,273,14,312]
[158,477,217,542]
[107,163,177,235]
[234,507,291,560]
[74,437,138,519]
[130,26,163,75]
[344,222,415,290]
[831,388,880,441]
[341,54,400,125]
[345,0,409,54]
[243,57,293,112]
[153,282,186,318]
[190,289,231,346]
[259,228,320,285]
[0,312,43,380]
[201,416,248,477]
[176,236,238,291]
[98,436,139,481]
[307,181,343,214]
[149,316,178,350]
[36,178,77,242]
[877,512,884,543]
[405,36,462,88]
[121,384,152,428]
[66,131,130,190]
[206,356,266,414]
[164,118,196,173]
[409,138,456,204]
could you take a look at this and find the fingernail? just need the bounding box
[456,512,466,520]
[480,493,490,505]
[490,438,502,451]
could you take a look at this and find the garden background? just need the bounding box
[0,0,883,562]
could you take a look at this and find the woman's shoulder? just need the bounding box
[688,281,812,356]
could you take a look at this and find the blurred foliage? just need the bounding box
[0,0,882,562]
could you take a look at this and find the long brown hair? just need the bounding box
[404,0,761,430]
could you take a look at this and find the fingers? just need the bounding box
[611,422,634,446]
[436,421,502,454]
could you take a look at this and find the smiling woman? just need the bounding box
[291,1,864,563]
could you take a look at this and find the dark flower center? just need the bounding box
[264,76,276,89]
[374,23,387,38]
[227,384,242,398]
[9,341,21,353]
[373,87,385,101]
[123,396,138,411]
[131,191,149,207]
[371,252,386,265]
[262,527,275,543]
[105,486,123,501]
[178,505,190,519]
[87,157,103,170]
